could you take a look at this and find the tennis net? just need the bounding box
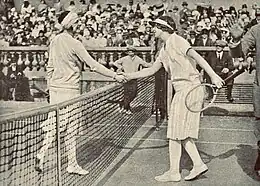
[0,76,155,186]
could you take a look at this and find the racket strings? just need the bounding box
[185,84,215,112]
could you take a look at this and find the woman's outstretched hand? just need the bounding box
[114,74,128,83]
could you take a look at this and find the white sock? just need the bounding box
[183,138,204,167]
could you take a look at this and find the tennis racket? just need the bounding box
[185,67,246,113]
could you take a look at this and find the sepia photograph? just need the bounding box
[0,0,260,185]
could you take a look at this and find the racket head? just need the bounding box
[185,83,217,113]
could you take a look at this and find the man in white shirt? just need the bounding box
[112,46,152,114]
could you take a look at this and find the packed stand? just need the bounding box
[0,0,259,48]
[0,0,260,102]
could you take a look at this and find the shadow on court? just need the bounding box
[216,144,259,181]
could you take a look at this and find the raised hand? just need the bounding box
[226,16,244,42]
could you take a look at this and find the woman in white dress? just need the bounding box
[125,16,224,182]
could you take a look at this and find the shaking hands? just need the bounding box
[113,72,131,83]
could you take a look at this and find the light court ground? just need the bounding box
[97,115,260,186]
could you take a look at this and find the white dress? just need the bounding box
[157,33,203,140]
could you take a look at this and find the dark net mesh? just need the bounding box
[0,76,154,186]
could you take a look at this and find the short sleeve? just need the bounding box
[167,34,191,55]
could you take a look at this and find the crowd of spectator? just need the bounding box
[0,0,259,48]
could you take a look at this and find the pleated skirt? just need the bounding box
[167,84,204,140]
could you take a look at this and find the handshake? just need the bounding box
[113,72,131,83]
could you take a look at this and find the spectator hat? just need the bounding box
[127,45,137,51]
[220,27,229,33]
[201,28,209,35]
[189,30,196,35]
[242,4,247,9]
[173,6,178,11]
[255,8,260,16]
[154,3,166,12]
[149,16,176,31]
[182,1,188,6]
[215,40,227,47]
[122,7,127,12]
[15,29,23,35]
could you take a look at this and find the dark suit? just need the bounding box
[206,51,235,99]
[187,38,197,46]
[195,37,214,60]
[194,37,214,47]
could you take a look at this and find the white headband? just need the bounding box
[152,18,174,30]
[61,12,78,29]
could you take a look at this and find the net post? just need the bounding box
[56,107,62,186]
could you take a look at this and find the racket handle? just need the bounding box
[224,68,245,84]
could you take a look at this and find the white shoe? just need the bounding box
[184,164,208,181]
[154,171,181,182]
[67,165,89,175]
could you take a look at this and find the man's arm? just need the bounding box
[241,28,256,57]
[137,57,153,68]
[113,58,123,71]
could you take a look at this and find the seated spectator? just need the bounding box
[187,30,197,46]
[54,0,63,13]
[21,0,34,15]
[203,17,211,30]
[88,0,100,14]
[38,0,48,14]
[66,1,77,12]
[179,1,190,20]
[196,21,204,35]
[220,27,231,42]
[206,40,235,102]
[10,30,26,46]
[95,32,107,47]
[34,30,48,46]
[0,64,9,101]
[195,28,214,59]
[208,25,221,43]
[195,28,214,47]
[0,31,9,47]
[250,7,260,27]
[241,4,250,17]
[229,6,237,18]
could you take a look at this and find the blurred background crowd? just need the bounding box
[0,0,259,102]
[0,0,259,48]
